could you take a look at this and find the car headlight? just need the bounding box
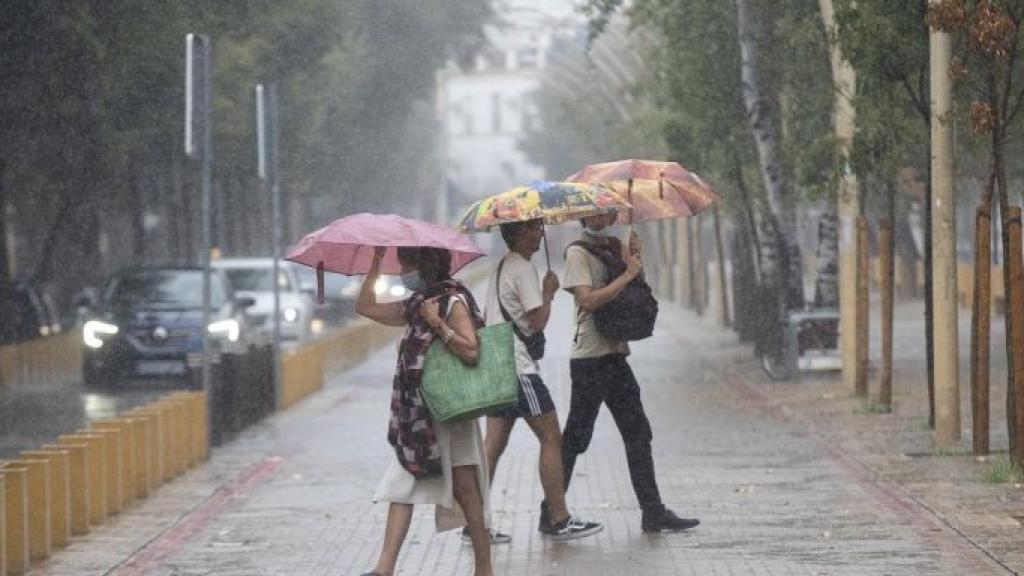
[208,319,240,342]
[282,307,299,323]
[83,320,119,349]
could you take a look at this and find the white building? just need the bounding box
[439,0,582,221]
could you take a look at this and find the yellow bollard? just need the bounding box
[79,427,123,514]
[42,444,88,536]
[90,419,137,505]
[6,460,48,563]
[176,391,209,465]
[144,401,178,479]
[0,464,27,575]
[153,398,188,476]
[123,408,162,491]
[127,418,148,499]
[57,434,107,525]
[19,451,70,549]
[1,473,6,576]
[167,392,198,467]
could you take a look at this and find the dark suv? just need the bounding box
[80,267,254,387]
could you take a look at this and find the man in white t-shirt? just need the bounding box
[556,210,700,533]
[476,218,602,543]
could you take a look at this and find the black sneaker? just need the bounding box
[538,500,551,532]
[461,527,511,545]
[641,508,700,533]
[540,515,603,541]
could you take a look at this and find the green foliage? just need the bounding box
[0,0,489,295]
[982,457,1024,483]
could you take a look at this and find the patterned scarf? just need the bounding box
[388,279,482,479]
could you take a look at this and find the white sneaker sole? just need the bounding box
[545,523,604,541]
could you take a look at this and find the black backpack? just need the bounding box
[568,238,659,342]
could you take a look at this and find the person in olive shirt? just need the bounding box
[550,210,700,533]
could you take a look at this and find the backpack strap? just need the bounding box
[495,255,535,345]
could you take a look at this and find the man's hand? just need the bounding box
[542,270,560,298]
[625,250,643,280]
[629,231,641,257]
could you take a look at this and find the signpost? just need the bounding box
[185,33,213,394]
[256,83,283,409]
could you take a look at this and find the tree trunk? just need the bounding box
[819,0,862,393]
[714,205,731,326]
[735,0,802,372]
[929,18,960,448]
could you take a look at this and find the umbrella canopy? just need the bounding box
[456,180,629,233]
[565,159,718,223]
[286,212,485,278]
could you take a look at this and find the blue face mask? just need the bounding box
[586,225,614,238]
[400,271,427,293]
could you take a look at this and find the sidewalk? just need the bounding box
[31,292,1016,575]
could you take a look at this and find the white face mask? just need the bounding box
[585,225,614,238]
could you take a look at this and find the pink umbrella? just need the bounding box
[286,213,485,302]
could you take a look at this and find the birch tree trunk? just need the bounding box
[818,0,862,394]
[735,0,790,236]
[734,0,802,368]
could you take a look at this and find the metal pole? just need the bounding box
[269,84,283,411]
[186,34,215,396]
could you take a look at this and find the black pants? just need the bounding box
[562,353,664,514]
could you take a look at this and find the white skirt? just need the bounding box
[372,417,491,533]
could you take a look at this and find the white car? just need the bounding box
[213,258,315,342]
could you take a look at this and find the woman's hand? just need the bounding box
[419,297,442,328]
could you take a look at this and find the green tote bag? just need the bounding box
[421,321,519,423]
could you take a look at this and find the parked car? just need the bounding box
[212,258,314,341]
[0,281,62,345]
[80,267,255,388]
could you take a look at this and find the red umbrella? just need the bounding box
[565,159,718,224]
[286,213,485,302]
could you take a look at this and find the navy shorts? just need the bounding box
[490,373,556,420]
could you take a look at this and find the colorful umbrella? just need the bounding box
[565,159,718,224]
[456,180,629,233]
[457,180,630,269]
[286,213,485,302]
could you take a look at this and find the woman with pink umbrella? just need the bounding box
[287,213,493,576]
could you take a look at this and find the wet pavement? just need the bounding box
[26,292,1015,575]
[0,379,166,459]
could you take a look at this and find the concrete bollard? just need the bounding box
[5,460,48,563]
[19,451,70,549]
[42,444,89,536]
[0,464,27,575]
[90,420,137,505]
[58,434,107,525]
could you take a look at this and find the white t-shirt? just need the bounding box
[563,233,631,360]
[484,252,543,375]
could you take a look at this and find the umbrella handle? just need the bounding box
[316,261,325,305]
[543,228,551,271]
